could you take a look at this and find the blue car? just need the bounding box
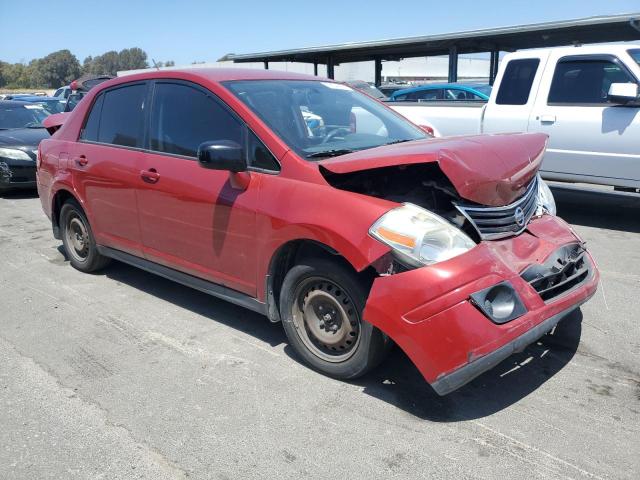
[390,83,491,102]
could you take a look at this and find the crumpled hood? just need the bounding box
[318,133,548,207]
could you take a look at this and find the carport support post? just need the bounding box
[489,50,499,85]
[263,61,269,70]
[448,46,458,83]
[327,56,335,79]
[313,62,318,76]
[374,58,382,87]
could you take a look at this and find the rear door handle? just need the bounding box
[140,168,160,184]
[539,114,556,124]
[74,155,88,166]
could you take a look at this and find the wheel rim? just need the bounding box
[65,214,89,262]
[291,277,361,363]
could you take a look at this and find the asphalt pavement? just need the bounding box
[0,184,638,479]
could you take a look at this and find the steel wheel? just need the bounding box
[291,277,361,363]
[65,213,89,262]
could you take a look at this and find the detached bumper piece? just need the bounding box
[521,243,590,302]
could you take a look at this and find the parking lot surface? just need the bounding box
[0,185,639,479]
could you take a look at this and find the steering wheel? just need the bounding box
[321,126,351,144]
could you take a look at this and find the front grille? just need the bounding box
[521,243,591,302]
[456,176,539,240]
[6,165,36,184]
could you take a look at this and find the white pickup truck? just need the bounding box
[389,45,640,190]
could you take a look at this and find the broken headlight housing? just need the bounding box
[369,203,476,268]
[536,174,556,216]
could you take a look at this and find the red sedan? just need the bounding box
[37,69,598,395]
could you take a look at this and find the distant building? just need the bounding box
[118,56,491,84]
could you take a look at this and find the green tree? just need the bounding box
[33,50,81,88]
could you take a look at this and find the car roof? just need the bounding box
[12,96,60,101]
[0,100,34,109]
[391,83,488,96]
[111,68,322,88]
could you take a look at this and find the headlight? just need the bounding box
[0,147,31,161]
[369,203,476,267]
[537,175,556,216]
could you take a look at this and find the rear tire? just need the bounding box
[280,258,389,379]
[60,199,110,273]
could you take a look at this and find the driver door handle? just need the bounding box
[539,114,556,124]
[140,168,160,184]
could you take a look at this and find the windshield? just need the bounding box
[0,105,49,129]
[224,80,426,159]
[629,49,640,67]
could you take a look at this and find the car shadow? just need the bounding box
[0,189,39,199]
[551,184,640,233]
[352,310,582,421]
[94,258,582,421]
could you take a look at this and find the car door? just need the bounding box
[528,54,640,184]
[136,80,263,296]
[70,82,147,256]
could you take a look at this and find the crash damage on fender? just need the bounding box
[318,132,598,395]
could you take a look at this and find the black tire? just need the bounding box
[60,199,110,273]
[280,258,390,379]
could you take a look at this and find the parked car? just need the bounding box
[389,45,640,190]
[0,101,50,193]
[390,83,491,102]
[378,83,411,97]
[37,69,598,395]
[345,80,387,100]
[63,75,114,112]
[53,86,72,99]
[11,95,67,114]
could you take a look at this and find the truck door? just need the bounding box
[528,53,640,186]
[482,52,548,134]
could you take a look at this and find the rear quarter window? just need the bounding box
[496,58,540,105]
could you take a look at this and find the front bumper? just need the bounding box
[363,214,599,395]
[0,159,37,191]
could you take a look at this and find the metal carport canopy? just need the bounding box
[220,13,640,70]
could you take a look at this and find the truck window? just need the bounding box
[548,58,637,105]
[495,59,540,105]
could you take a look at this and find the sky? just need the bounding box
[1,0,639,66]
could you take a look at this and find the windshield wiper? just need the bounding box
[384,139,413,146]
[306,149,354,159]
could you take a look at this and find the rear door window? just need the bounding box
[495,58,540,105]
[93,83,146,147]
[80,94,104,141]
[149,82,242,158]
[547,58,636,105]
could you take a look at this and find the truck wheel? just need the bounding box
[280,259,389,379]
[60,199,110,273]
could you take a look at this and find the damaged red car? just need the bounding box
[37,70,598,395]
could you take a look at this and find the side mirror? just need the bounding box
[607,83,639,105]
[197,140,246,172]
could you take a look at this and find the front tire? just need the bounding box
[60,199,110,273]
[280,259,389,379]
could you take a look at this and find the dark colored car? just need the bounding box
[64,75,114,112]
[11,95,67,114]
[0,101,49,193]
[38,69,598,395]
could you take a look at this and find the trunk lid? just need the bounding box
[318,133,547,207]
